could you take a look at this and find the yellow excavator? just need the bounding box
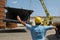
[39,0,53,26]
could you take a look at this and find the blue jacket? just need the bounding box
[26,24,53,40]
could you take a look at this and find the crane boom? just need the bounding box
[39,0,53,25]
[39,0,50,17]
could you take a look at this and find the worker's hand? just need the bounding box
[17,16,26,26]
[55,28,58,31]
[17,16,21,22]
[53,26,57,30]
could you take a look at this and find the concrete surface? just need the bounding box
[0,27,60,40]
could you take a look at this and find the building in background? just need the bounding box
[0,0,6,28]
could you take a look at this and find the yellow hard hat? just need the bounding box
[35,16,42,23]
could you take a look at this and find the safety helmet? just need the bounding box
[35,16,42,24]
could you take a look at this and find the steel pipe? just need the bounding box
[0,18,20,23]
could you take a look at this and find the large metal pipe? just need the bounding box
[0,18,20,23]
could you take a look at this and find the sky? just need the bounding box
[6,0,60,17]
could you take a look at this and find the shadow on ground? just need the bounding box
[46,34,60,40]
[0,29,27,33]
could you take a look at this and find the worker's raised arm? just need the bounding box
[17,16,26,26]
[17,16,32,29]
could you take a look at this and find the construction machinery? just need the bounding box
[0,0,33,30]
[39,0,60,37]
[39,0,53,26]
[0,7,33,30]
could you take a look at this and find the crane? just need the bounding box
[39,0,53,26]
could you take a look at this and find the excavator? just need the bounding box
[39,0,53,26]
[39,0,60,38]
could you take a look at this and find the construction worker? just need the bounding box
[55,23,60,38]
[17,16,56,40]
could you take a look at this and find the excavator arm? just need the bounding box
[39,0,50,17]
[39,0,53,25]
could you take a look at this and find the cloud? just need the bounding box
[12,1,17,4]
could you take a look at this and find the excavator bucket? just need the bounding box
[5,7,33,28]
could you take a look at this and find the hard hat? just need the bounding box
[35,16,42,23]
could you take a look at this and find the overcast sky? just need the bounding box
[6,0,60,17]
